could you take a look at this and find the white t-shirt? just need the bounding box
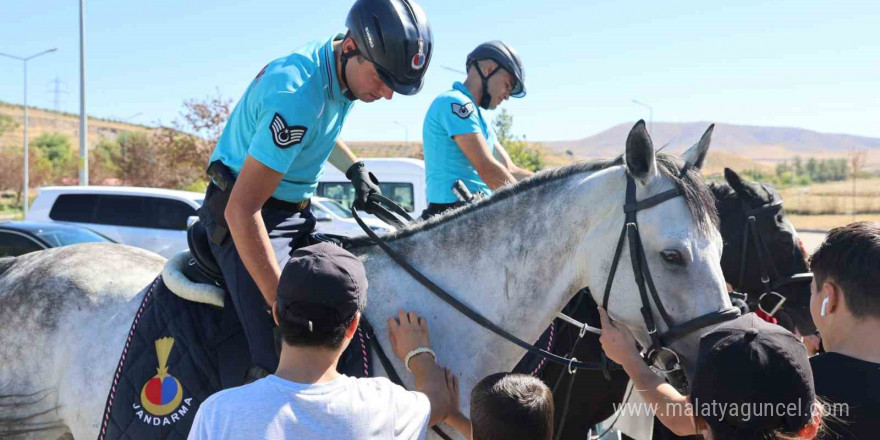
[187,374,431,440]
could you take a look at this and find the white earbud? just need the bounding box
[820,297,830,317]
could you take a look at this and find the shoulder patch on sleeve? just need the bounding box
[270,113,307,149]
[450,102,475,119]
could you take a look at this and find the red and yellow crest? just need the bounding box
[139,337,184,416]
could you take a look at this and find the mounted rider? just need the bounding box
[198,0,433,380]
[420,41,533,219]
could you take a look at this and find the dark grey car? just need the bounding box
[0,221,114,257]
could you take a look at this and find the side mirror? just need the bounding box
[186,216,199,229]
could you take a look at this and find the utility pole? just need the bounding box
[48,76,68,128]
[79,0,89,185]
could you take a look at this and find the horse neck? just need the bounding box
[358,171,602,370]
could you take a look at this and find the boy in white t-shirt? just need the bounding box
[187,242,455,440]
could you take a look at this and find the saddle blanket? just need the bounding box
[96,275,374,440]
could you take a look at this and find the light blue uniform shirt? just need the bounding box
[422,82,498,204]
[210,34,354,203]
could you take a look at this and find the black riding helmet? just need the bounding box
[344,0,433,99]
[466,41,526,109]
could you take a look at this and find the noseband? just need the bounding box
[735,194,813,318]
[601,173,740,372]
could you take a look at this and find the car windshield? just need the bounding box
[320,200,353,219]
[34,227,112,247]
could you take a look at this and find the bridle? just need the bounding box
[600,172,740,373]
[352,169,739,375]
[734,193,813,318]
[352,169,741,440]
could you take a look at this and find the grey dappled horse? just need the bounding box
[0,122,731,439]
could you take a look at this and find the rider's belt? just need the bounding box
[205,161,311,244]
[263,197,310,213]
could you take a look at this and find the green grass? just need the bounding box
[0,192,24,220]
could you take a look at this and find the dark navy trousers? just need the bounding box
[199,186,316,372]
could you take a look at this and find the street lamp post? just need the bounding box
[631,99,653,134]
[393,121,409,148]
[79,0,88,186]
[0,48,58,217]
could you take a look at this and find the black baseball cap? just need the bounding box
[276,243,368,332]
[690,313,815,437]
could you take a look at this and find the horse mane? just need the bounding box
[348,153,718,248]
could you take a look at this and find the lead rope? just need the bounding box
[550,289,616,440]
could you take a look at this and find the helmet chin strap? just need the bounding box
[340,47,361,102]
[470,60,501,110]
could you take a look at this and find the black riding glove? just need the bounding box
[346,161,382,211]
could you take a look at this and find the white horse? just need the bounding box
[0,121,732,439]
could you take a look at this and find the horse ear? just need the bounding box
[724,167,761,201]
[724,168,746,192]
[625,120,656,182]
[682,124,715,170]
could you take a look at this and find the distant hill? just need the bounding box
[0,101,149,150]
[544,122,880,169]
[345,140,576,169]
[0,103,805,175]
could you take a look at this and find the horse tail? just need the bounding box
[0,257,14,278]
[0,387,68,439]
[0,257,68,438]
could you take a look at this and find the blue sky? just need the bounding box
[1,0,878,142]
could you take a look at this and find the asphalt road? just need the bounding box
[798,231,827,254]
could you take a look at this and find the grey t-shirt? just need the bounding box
[187,374,431,440]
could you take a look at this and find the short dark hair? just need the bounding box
[810,221,880,319]
[470,373,554,440]
[277,308,357,350]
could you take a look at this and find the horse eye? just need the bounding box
[776,215,784,223]
[661,250,685,266]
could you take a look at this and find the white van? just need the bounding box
[317,158,427,216]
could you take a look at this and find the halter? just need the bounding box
[601,173,741,372]
[735,194,813,318]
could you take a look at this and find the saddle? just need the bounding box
[183,220,352,290]
[97,221,373,440]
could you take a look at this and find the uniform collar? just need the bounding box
[452,81,477,105]
[323,33,347,102]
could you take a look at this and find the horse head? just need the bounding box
[580,121,733,386]
[712,168,815,336]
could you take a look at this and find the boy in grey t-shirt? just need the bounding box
[187,243,454,440]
